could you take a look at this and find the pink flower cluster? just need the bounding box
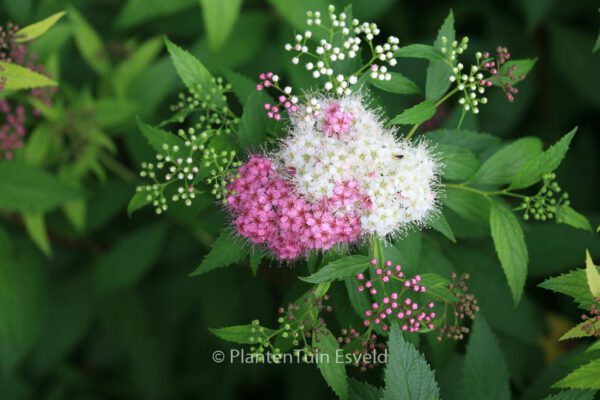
[481,46,523,103]
[357,259,435,333]
[227,156,370,259]
[322,102,353,138]
[0,22,55,159]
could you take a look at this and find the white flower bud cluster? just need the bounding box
[283,4,400,97]
[277,95,440,237]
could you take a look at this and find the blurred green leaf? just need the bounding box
[389,100,437,126]
[300,255,371,283]
[472,137,542,185]
[554,359,600,389]
[116,0,198,29]
[210,323,276,344]
[266,0,328,37]
[0,162,80,213]
[460,317,511,399]
[238,91,267,149]
[314,327,348,400]
[190,229,249,276]
[15,11,66,42]
[127,191,151,216]
[511,127,577,189]
[113,36,164,98]
[199,0,242,51]
[370,72,421,95]
[23,212,51,257]
[68,7,111,75]
[555,206,592,232]
[0,61,57,90]
[93,224,168,294]
[394,44,446,62]
[490,201,528,304]
[426,10,454,102]
[383,323,439,400]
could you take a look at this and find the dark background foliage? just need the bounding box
[0,0,599,398]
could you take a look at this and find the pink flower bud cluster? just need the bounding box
[322,102,353,138]
[227,155,371,259]
[0,22,55,159]
[357,259,435,333]
[256,72,299,120]
[481,46,524,103]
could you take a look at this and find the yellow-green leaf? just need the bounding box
[15,11,66,42]
[0,61,57,90]
[23,212,52,257]
[585,250,600,297]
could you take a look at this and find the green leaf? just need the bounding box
[427,212,456,242]
[266,0,329,38]
[314,327,348,400]
[383,323,440,400]
[0,61,57,90]
[93,224,168,294]
[199,0,242,51]
[472,137,543,185]
[559,320,600,341]
[0,228,45,374]
[490,58,537,87]
[0,161,80,213]
[419,273,458,303]
[490,201,528,305]
[369,72,421,95]
[594,31,600,53]
[209,324,276,344]
[394,44,446,62]
[223,69,257,104]
[23,212,52,257]
[437,144,479,181]
[427,129,501,156]
[113,36,163,97]
[543,389,597,400]
[585,250,600,297]
[164,36,225,107]
[115,0,197,29]
[349,378,383,400]
[137,117,185,156]
[511,127,577,189]
[127,191,152,216]
[190,230,249,276]
[554,359,600,389]
[300,255,371,284]
[15,11,66,42]
[460,317,511,399]
[555,206,593,232]
[389,100,437,126]
[539,266,600,309]
[68,7,110,75]
[443,187,490,223]
[238,91,267,149]
[426,10,454,101]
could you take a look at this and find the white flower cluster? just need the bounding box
[283,4,400,97]
[277,95,440,237]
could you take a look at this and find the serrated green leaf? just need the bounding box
[426,10,454,101]
[314,327,348,400]
[349,378,382,400]
[200,0,242,51]
[586,341,600,353]
[490,201,528,305]
[137,117,185,156]
[389,100,437,126]
[472,137,542,185]
[539,266,600,309]
[369,72,421,95]
[394,44,446,62]
[238,91,267,149]
[543,389,597,400]
[490,58,537,87]
[210,324,276,344]
[0,162,80,213]
[554,359,600,389]
[300,255,371,284]
[190,230,249,276]
[383,323,440,400]
[93,224,168,294]
[511,127,577,189]
[427,212,456,242]
[460,317,511,399]
[15,11,66,42]
[68,7,110,75]
[23,212,52,257]
[560,320,600,341]
[0,61,57,90]
[164,36,225,107]
[437,144,479,181]
[585,250,600,297]
[556,206,593,232]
